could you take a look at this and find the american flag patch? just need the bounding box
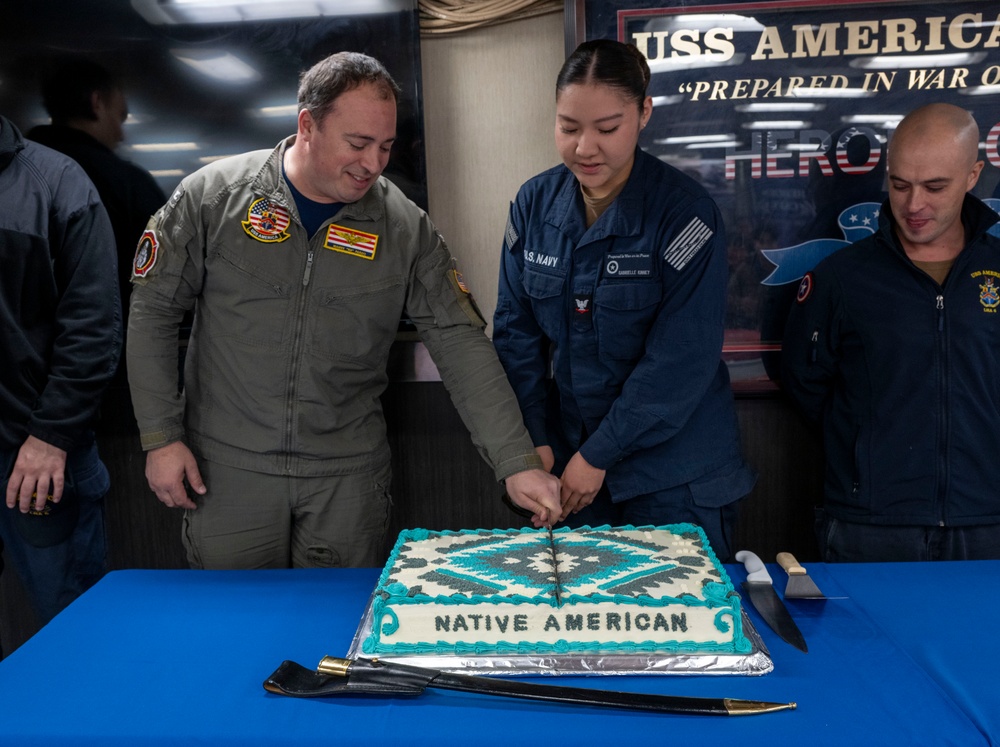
[325,224,379,260]
[663,216,713,270]
[504,213,519,251]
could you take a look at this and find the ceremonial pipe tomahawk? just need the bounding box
[264,656,796,717]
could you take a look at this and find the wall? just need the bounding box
[421,13,566,333]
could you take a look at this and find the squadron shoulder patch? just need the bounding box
[242,197,291,243]
[325,224,378,260]
[133,230,158,278]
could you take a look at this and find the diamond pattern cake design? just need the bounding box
[386,526,720,606]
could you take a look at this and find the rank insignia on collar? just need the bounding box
[242,197,291,243]
[133,230,158,278]
[325,223,378,260]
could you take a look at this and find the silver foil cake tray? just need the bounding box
[345,591,773,676]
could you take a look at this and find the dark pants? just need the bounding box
[0,439,109,625]
[563,483,742,563]
[815,509,1000,562]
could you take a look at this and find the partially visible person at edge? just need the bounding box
[126,52,560,571]
[492,39,756,562]
[28,59,167,533]
[782,102,1000,562]
[28,57,165,342]
[0,114,121,624]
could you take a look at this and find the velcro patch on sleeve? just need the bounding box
[663,216,713,270]
[133,230,159,278]
[504,211,519,251]
[447,263,486,327]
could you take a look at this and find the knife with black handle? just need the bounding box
[735,550,808,653]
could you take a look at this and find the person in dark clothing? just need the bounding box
[27,57,165,339]
[0,115,120,624]
[782,103,1000,562]
[493,40,755,561]
[28,58,166,527]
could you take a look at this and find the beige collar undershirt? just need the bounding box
[582,181,627,228]
[911,257,955,286]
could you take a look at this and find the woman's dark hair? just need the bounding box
[556,39,650,110]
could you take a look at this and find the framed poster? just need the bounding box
[569,0,1000,393]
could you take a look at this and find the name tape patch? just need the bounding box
[325,224,379,260]
[605,252,652,278]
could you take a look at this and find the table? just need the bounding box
[823,562,999,744]
[0,562,996,746]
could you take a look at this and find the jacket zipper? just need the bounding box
[283,248,315,472]
[935,293,947,526]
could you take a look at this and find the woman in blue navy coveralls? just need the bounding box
[493,40,755,561]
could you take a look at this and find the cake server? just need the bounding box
[264,656,796,716]
[735,550,808,653]
[776,552,826,599]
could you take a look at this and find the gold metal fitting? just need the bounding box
[316,656,352,677]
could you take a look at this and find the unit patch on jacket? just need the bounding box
[973,271,1000,312]
[664,216,713,270]
[133,230,158,278]
[242,198,291,243]
[325,224,378,260]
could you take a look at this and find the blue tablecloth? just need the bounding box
[0,562,996,746]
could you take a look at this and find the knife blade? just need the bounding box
[735,550,808,653]
[547,527,562,607]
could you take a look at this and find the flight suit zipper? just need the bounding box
[283,248,315,472]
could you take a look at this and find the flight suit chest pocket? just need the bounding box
[309,277,406,365]
[207,247,291,345]
[594,282,661,361]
